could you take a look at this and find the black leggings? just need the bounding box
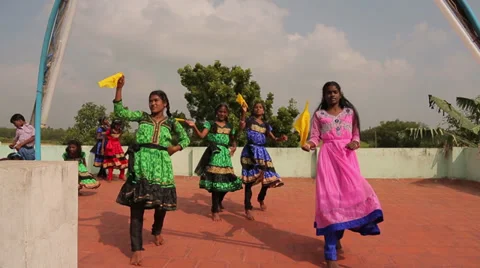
[130,205,167,252]
[211,191,227,213]
[244,183,268,210]
[97,167,107,177]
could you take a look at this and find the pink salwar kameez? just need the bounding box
[308,108,383,261]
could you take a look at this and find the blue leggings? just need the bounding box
[324,230,344,261]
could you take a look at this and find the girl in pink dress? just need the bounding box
[302,81,383,268]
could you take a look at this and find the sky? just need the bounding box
[1,0,480,129]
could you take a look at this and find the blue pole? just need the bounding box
[34,0,62,160]
[457,0,480,38]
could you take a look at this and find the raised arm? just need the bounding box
[113,76,144,122]
[239,106,247,130]
[307,112,321,147]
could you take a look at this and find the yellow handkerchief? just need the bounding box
[98,72,124,88]
[236,94,248,108]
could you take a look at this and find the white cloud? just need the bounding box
[1,0,479,129]
[69,0,414,124]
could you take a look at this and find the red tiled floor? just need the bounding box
[79,177,480,267]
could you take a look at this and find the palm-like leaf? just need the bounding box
[408,127,477,147]
[405,95,480,149]
[456,96,480,122]
[456,96,480,112]
[428,95,479,134]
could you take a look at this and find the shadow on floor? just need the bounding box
[413,178,480,197]
[176,192,341,267]
[79,211,147,258]
[78,191,97,197]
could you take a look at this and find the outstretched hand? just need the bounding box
[185,120,195,127]
[277,135,288,142]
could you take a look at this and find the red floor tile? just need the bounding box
[79,177,480,267]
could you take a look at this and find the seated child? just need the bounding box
[63,140,101,191]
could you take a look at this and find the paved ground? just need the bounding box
[78,177,480,268]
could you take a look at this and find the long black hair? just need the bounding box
[213,103,235,141]
[249,100,271,135]
[149,90,172,117]
[65,139,82,159]
[251,100,269,121]
[215,103,229,122]
[316,81,361,132]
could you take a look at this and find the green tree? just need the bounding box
[178,60,299,147]
[62,102,107,145]
[361,120,435,148]
[0,127,67,145]
[266,95,300,147]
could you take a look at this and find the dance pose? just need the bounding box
[90,116,109,178]
[103,119,128,181]
[239,101,287,220]
[113,76,190,266]
[63,140,101,192]
[186,103,243,221]
[301,81,384,268]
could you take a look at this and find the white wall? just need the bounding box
[0,161,78,268]
[0,145,479,181]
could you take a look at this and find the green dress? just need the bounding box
[113,100,190,210]
[196,121,243,192]
[62,151,101,190]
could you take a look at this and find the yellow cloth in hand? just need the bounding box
[293,101,311,146]
[236,94,248,108]
[98,72,124,88]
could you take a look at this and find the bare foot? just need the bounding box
[130,251,143,266]
[212,213,221,221]
[245,210,255,221]
[259,201,267,211]
[336,240,342,250]
[326,260,339,268]
[153,235,164,246]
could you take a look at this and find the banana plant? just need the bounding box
[407,95,480,148]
